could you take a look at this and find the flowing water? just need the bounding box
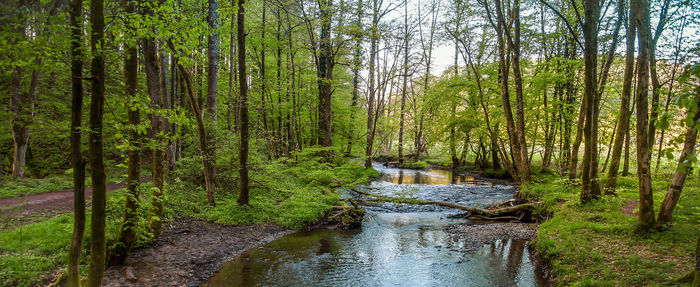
[203,165,545,287]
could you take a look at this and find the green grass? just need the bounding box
[399,160,429,169]
[0,157,377,286]
[168,160,377,229]
[0,182,158,287]
[0,175,74,199]
[0,166,144,199]
[525,174,700,286]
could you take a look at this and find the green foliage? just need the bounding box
[168,157,376,229]
[399,161,429,169]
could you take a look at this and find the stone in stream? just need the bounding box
[329,206,365,229]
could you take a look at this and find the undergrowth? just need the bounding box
[0,149,377,286]
[524,173,700,286]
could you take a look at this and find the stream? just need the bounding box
[203,165,546,286]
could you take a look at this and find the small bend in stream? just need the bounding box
[203,164,547,287]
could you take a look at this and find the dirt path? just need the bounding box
[621,198,638,217]
[0,177,149,217]
[102,218,292,286]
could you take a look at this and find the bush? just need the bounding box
[399,161,429,169]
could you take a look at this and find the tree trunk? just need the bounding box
[365,0,378,168]
[656,91,700,227]
[67,0,85,283]
[415,0,438,162]
[398,2,409,165]
[648,0,670,157]
[580,0,602,203]
[563,33,577,175]
[509,0,530,181]
[487,0,521,182]
[346,0,362,156]
[317,0,333,147]
[144,36,165,235]
[605,3,635,192]
[623,92,637,177]
[10,53,40,178]
[86,0,107,282]
[228,13,237,133]
[633,0,655,230]
[205,0,219,194]
[237,0,250,205]
[168,54,178,171]
[260,2,268,132]
[114,0,140,262]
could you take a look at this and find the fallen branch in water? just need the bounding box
[347,188,538,221]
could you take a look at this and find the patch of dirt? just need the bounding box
[621,199,638,217]
[102,217,292,287]
[445,221,538,243]
[0,177,148,218]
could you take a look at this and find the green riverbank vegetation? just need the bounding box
[1,0,699,285]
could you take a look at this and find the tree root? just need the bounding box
[347,188,538,222]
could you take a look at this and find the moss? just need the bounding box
[329,207,365,229]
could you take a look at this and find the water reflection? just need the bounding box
[204,214,543,287]
[203,166,540,287]
[379,167,490,186]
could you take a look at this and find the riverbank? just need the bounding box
[101,218,291,286]
[0,155,378,286]
[524,173,700,286]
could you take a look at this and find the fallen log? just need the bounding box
[347,188,538,221]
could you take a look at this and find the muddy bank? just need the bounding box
[102,218,292,287]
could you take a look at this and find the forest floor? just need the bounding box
[524,173,700,286]
[101,218,292,286]
[0,157,377,286]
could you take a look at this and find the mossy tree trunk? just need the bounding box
[237,0,250,205]
[86,0,107,282]
[67,0,86,283]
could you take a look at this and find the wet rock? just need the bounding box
[329,207,365,229]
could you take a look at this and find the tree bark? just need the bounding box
[580,0,602,203]
[632,0,655,230]
[509,0,531,181]
[398,2,409,165]
[365,0,379,168]
[67,0,86,283]
[260,2,268,132]
[485,0,521,182]
[86,0,107,282]
[317,0,333,147]
[10,58,40,178]
[647,0,671,156]
[605,2,635,192]
[205,0,219,193]
[237,0,250,205]
[415,0,438,162]
[656,90,700,227]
